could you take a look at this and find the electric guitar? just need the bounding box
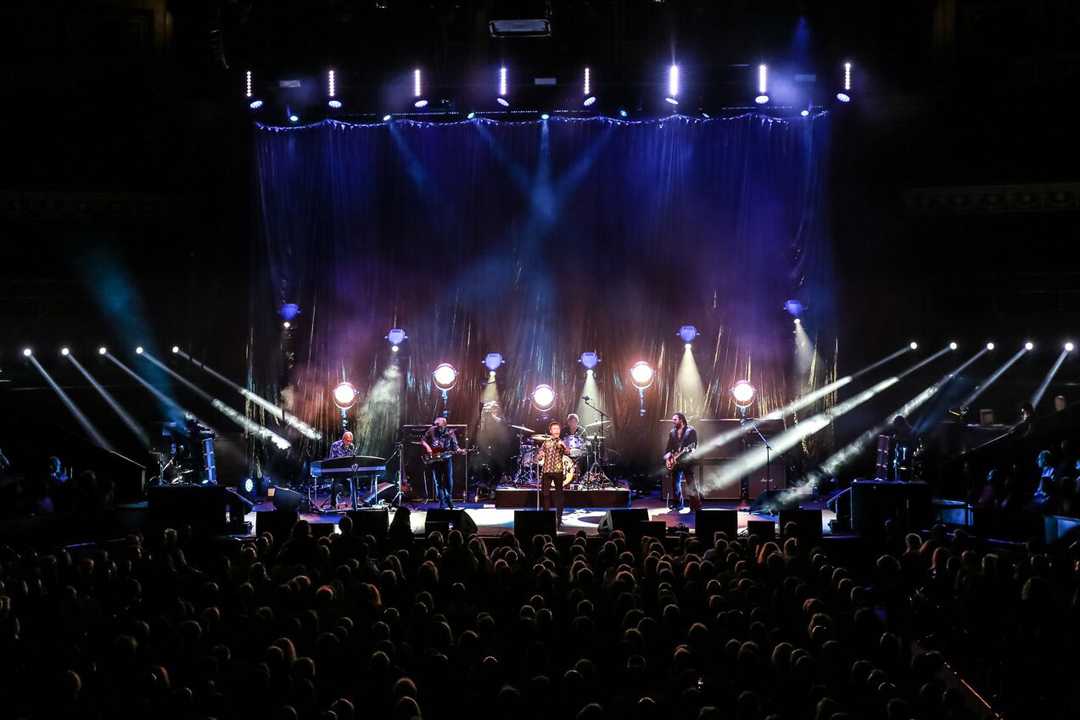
[421,446,477,466]
[665,445,693,471]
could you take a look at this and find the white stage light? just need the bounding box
[665,64,680,105]
[135,346,144,355]
[731,380,756,408]
[60,347,70,356]
[22,348,31,357]
[630,361,655,390]
[333,382,358,409]
[755,64,769,104]
[531,384,555,412]
[910,341,918,350]
[98,346,108,356]
[1025,341,1035,351]
[949,342,958,350]
[433,363,458,392]
[1067,342,1075,352]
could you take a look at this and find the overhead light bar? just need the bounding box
[665,64,680,105]
[489,18,551,37]
[413,68,428,108]
[327,69,341,108]
[755,64,769,104]
[583,67,596,106]
[836,61,853,103]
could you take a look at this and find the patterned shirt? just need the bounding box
[537,437,568,475]
[328,440,355,459]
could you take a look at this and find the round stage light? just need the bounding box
[328,99,343,109]
[248,99,264,110]
[333,381,358,409]
[731,380,756,408]
[244,478,255,494]
[583,96,596,107]
[496,97,510,107]
[678,325,699,344]
[135,346,144,355]
[630,361,655,390]
[1025,341,1035,351]
[783,299,805,317]
[909,341,918,350]
[432,363,458,392]
[800,109,810,117]
[172,345,180,354]
[22,348,32,357]
[467,112,476,119]
[755,94,770,105]
[531,384,556,412]
[386,328,407,352]
[60,347,70,356]
[794,318,801,326]
[579,352,599,370]
[949,342,958,351]
[98,346,108,356]
[540,113,550,120]
[836,92,851,103]
[289,114,299,123]
[382,114,391,122]
[618,108,628,117]
[986,342,995,351]
[484,353,504,372]
[282,321,291,329]
[1067,342,1075,352]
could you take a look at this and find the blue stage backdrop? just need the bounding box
[251,114,834,467]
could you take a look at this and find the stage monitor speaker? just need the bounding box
[347,508,390,539]
[425,509,478,536]
[514,510,557,541]
[779,509,822,541]
[256,510,298,541]
[598,508,649,534]
[851,480,932,534]
[747,520,777,540]
[148,485,226,535]
[269,485,305,513]
[638,520,669,541]
[695,509,738,543]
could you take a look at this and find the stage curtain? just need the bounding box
[251,114,834,468]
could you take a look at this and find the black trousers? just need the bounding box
[430,461,454,507]
[540,472,565,517]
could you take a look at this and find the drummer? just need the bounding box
[563,413,588,478]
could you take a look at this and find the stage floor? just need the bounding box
[245,494,838,538]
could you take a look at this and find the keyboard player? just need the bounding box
[326,431,355,507]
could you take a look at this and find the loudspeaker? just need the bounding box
[598,508,649,534]
[747,520,776,540]
[514,510,557,541]
[424,509,478,536]
[638,520,669,541]
[779,509,822,540]
[695,509,738,543]
[269,485,305,513]
[851,480,933,534]
[347,508,390,539]
[148,485,226,534]
[256,510,298,541]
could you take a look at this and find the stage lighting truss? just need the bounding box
[333,381,358,410]
[731,380,756,410]
[531,384,556,412]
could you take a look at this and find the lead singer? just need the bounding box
[537,420,570,527]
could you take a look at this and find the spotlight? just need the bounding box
[433,363,458,392]
[1025,341,1035,351]
[731,380,756,408]
[382,114,391,122]
[949,342,958,351]
[783,299,805,317]
[135,346,144,355]
[328,69,336,99]
[531,384,556,412]
[467,112,476,119]
[279,303,301,321]
[172,345,180,354]
[245,70,253,99]
[244,478,255,494]
[413,68,428,108]
[836,61,853,102]
[630,361,655,390]
[909,342,918,350]
[289,114,299,123]
[386,328,407,352]
[678,325,699,344]
[583,67,592,103]
[60,347,70,356]
[665,64,679,105]
[794,318,801,326]
[986,342,996,351]
[328,100,343,109]
[333,381,358,410]
[579,351,599,370]
[540,113,550,120]
[22,348,31,357]
[755,64,769,104]
[282,321,291,329]
[1067,342,1075,352]
[701,112,711,118]
[249,99,264,110]
[484,353,504,372]
[497,66,508,104]
[98,346,108,356]
[800,108,810,117]
[618,108,628,118]
[584,96,596,107]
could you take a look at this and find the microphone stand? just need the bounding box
[582,397,609,478]
[740,416,773,494]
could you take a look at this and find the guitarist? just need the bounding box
[663,412,699,513]
[422,415,460,509]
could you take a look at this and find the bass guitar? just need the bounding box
[421,447,477,466]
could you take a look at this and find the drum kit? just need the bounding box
[510,420,615,489]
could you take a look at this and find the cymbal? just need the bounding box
[588,435,607,441]
[531,434,553,442]
[585,419,611,428]
[511,424,535,433]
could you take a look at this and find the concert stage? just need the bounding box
[492,486,631,509]
[244,494,837,539]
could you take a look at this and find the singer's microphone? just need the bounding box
[582,395,591,401]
